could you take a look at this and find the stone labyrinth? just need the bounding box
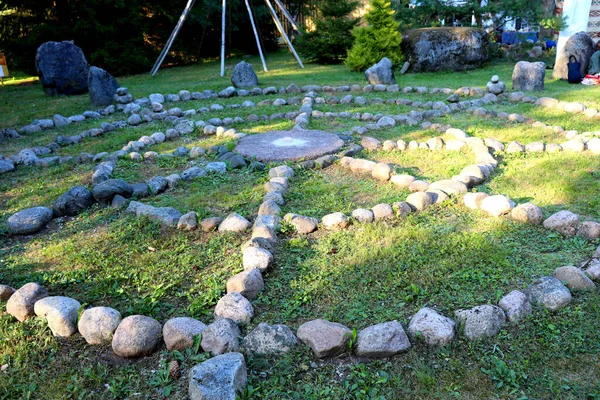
[2,77,600,398]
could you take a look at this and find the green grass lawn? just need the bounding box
[2,52,600,399]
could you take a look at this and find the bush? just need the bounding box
[345,0,404,72]
[295,0,360,64]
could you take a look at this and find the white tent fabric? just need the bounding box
[556,0,592,57]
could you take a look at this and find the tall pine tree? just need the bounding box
[296,0,360,64]
[345,0,404,72]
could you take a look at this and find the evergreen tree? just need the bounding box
[345,0,404,72]
[296,0,360,64]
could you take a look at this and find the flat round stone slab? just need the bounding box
[234,128,344,162]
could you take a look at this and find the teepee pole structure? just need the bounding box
[245,0,268,72]
[151,0,197,76]
[272,0,301,34]
[264,0,304,68]
[151,0,303,75]
[220,0,227,76]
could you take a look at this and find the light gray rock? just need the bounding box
[163,317,207,351]
[322,212,349,230]
[8,207,53,235]
[480,195,513,217]
[553,266,596,290]
[406,192,433,211]
[407,307,455,346]
[297,319,352,358]
[372,163,392,181]
[429,180,467,196]
[372,204,394,220]
[498,290,532,323]
[6,282,48,321]
[188,353,247,400]
[181,167,207,181]
[390,174,415,188]
[201,217,224,232]
[112,315,162,358]
[578,221,600,240]
[242,247,273,273]
[269,165,294,179]
[454,305,506,340]
[356,320,411,358]
[512,61,546,91]
[201,319,241,356]
[226,269,264,300]
[511,203,543,224]
[524,276,572,311]
[129,202,183,228]
[543,210,580,236]
[34,296,81,337]
[78,306,122,345]
[177,211,198,231]
[206,162,227,174]
[352,208,374,223]
[365,58,395,84]
[283,213,318,234]
[242,322,298,355]
[214,292,254,325]
[219,213,251,233]
[147,176,168,194]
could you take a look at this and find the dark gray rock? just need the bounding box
[88,66,119,106]
[188,353,247,400]
[553,31,594,80]
[131,183,149,198]
[35,41,89,95]
[8,207,53,235]
[92,179,134,204]
[231,62,259,88]
[365,57,395,85]
[53,185,94,217]
[147,176,168,195]
[512,61,546,91]
[403,27,489,72]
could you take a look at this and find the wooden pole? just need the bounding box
[264,0,304,68]
[221,0,226,77]
[272,0,302,35]
[151,0,196,76]
[245,0,269,72]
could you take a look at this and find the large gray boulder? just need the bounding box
[512,61,546,91]
[553,31,594,80]
[365,58,395,85]
[231,62,259,88]
[53,186,94,217]
[188,353,247,400]
[402,27,489,72]
[35,41,89,96]
[7,207,53,235]
[88,66,119,106]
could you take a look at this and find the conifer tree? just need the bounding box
[296,0,360,64]
[346,0,404,71]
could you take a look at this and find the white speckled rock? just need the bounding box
[407,307,455,346]
[356,321,411,358]
[498,290,532,323]
[163,317,207,351]
[34,296,81,337]
[214,292,254,325]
